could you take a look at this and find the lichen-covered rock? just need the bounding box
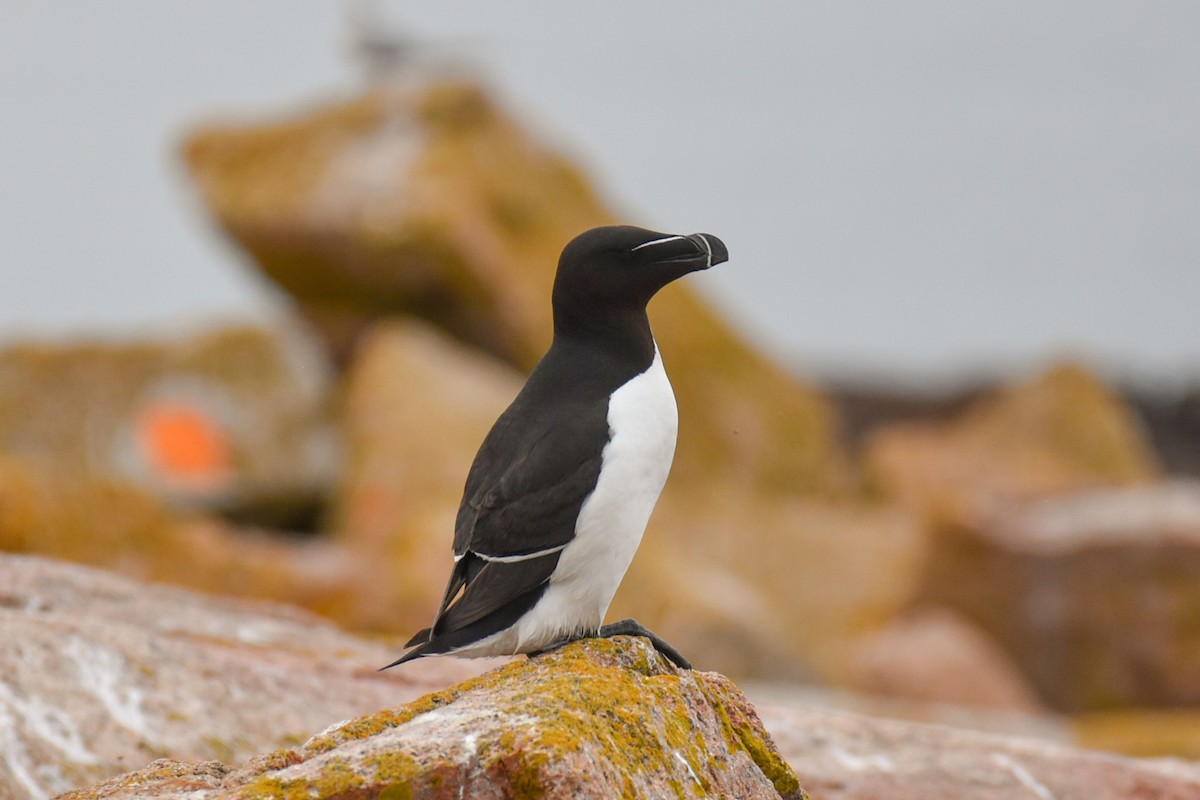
[0,325,335,522]
[181,79,850,498]
[61,638,806,800]
[0,553,497,800]
[616,491,927,682]
[920,480,1200,711]
[864,362,1160,525]
[1073,707,1200,761]
[324,319,523,635]
[762,704,1200,800]
[859,363,1180,711]
[0,458,361,622]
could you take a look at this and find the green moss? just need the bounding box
[506,753,547,800]
[491,729,551,799]
[363,749,421,786]
[378,784,414,800]
[238,756,366,800]
[701,679,803,797]
[237,638,804,799]
[235,775,287,799]
[203,736,238,764]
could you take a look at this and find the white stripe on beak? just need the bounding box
[696,233,713,268]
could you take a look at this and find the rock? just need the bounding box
[0,553,498,799]
[0,458,356,623]
[615,492,928,682]
[1127,382,1200,478]
[1074,707,1200,760]
[860,364,1176,711]
[324,318,523,635]
[864,363,1160,525]
[181,79,851,498]
[746,678,1070,746]
[59,638,806,800]
[848,606,1045,713]
[760,704,1200,800]
[920,480,1200,711]
[0,318,917,687]
[0,325,335,524]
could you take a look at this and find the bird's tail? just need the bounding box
[378,626,433,671]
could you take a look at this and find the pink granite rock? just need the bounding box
[921,481,1200,710]
[59,638,805,800]
[0,554,497,800]
[849,606,1045,713]
[761,704,1200,800]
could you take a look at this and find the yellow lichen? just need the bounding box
[231,639,803,799]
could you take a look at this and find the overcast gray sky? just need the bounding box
[2,2,1198,386]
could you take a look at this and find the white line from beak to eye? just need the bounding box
[631,235,686,251]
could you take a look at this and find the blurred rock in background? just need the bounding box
[3,68,1200,768]
[180,78,871,680]
[920,481,1200,712]
[0,325,336,528]
[863,363,1160,524]
[181,81,851,500]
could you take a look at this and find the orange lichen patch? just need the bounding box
[135,401,233,490]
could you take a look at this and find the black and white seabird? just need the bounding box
[384,225,728,670]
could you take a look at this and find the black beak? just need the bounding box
[685,233,728,270]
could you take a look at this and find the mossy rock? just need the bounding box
[62,637,807,799]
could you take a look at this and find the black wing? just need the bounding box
[402,386,609,657]
[454,404,609,558]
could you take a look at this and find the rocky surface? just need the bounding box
[11,553,1200,800]
[0,317,922,686]
[0,326,334,524]
[762,704,1200,800]
[0,457,364,622]
[58,637,804,800]
[865,363,1160,525]
[849,606,1045,713]
[921,480,1200,711]
[618,491,927,682]
[0,554,498,800]
[857,362,1199,711]
[324,319,522,636]
[1073,707,1200,761]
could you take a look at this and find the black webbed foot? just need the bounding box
[528,619,693,669]
[597,618,692,669]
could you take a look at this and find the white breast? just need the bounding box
[510,345,678,650]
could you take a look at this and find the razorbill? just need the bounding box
[384,225,728,670]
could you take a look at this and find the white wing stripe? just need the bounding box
[475,543,569,563]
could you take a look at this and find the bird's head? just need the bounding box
[551,226,728,320]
